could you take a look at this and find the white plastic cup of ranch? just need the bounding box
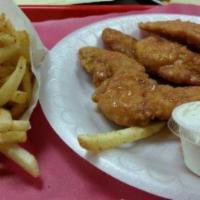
[168,101,200,176]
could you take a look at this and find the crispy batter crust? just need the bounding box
[139,20,200,48]
[136,36,200,85]
[79,47,200,126]
[102,28,137,58]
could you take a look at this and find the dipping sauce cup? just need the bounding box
[168,101,200,176]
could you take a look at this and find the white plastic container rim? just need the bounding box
[168,101,200,145]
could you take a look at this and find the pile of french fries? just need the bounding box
[0,14,39,177]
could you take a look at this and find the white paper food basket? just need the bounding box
[0,0,47,120]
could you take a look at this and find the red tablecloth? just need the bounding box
[1,3,200,200]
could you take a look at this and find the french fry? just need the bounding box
[11,90,27,104]
[0,33,15,46]
[11,120,30,131]
[0,56,26,107]
[0,122,11,133]
[0,43,19,64]
[11,104,28,119]
[0,108,12,120]
[0,120,30,132]
[0,131,26,143]
[0,109,29,132]
[0,14,6,33]
[4,18,16,36]
[78,122,165,151]
[11,67,32,118]
[22,68,32,102]
[0,108,12,132]
[16,31,30,62]
[0,144,39,177]
[0,64,15,78]
[0,77,7,86]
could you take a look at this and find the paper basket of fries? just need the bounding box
[0,0,47,177]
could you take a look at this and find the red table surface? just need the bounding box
[1,5,166,200]
[20,5,155,21]
[2,3,200,200]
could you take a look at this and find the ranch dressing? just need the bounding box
[168,101,200,176]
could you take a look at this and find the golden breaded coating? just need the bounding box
[101,28,200,85]
[94,68,200,126]
[135,36,200,85]
[102,28,137,57]
[135,36,187,70]
[79,47,145,86]
[139,20,200,48]
[79,47,200,126]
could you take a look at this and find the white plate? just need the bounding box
[39,14,200,199]
[152,0,164,4]
[152,0,200,4]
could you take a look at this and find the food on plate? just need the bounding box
[78,19,200,152]
[139,20,200,48]
[102,28,137,58]
[79,47,200,126]
[79,46,145,86]
[135,36,200,85]
[102,28,200,85]
[136,36,186,70]
[78,122,164,151]
[0,13,39,177]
